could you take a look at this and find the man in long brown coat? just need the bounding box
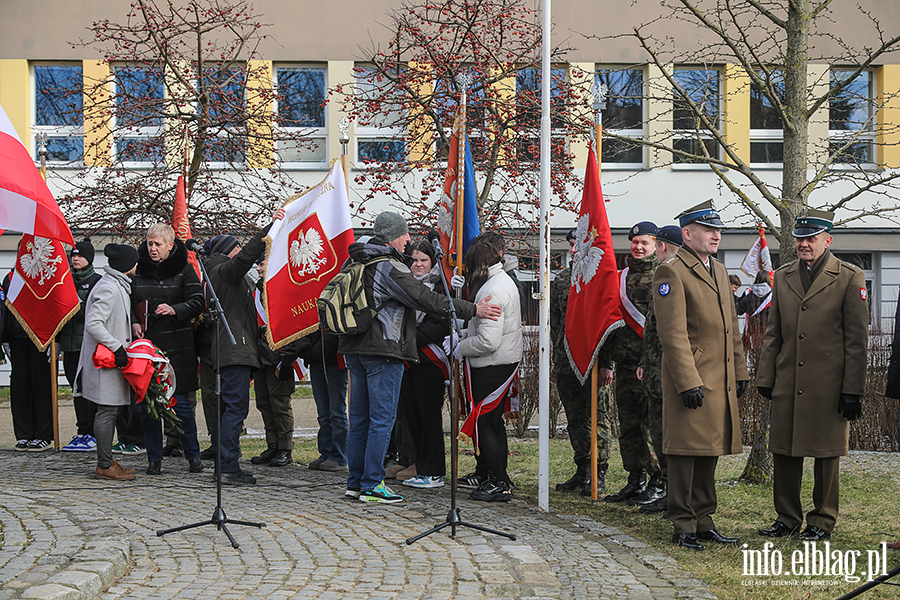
[756,209,868,541]
[653,200,748,551]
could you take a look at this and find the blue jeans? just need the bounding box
[209,365,252,473]
[345,355,404,492]
[309,362,349,465]
[140,392,201,462]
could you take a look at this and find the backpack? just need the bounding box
[317,256,392,335]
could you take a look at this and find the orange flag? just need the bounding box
[172,175,201,280]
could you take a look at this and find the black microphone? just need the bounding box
[185,238,204,254]
[427,230,444,259]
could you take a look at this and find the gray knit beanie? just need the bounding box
[373,212,408,243]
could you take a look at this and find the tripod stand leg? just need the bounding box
[157,520,215,537]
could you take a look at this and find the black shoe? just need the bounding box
[580,464,608,496]
[188,458,203,473]
[470,477,512,502]
[603,470,647,503]
[627,474,665,506]
[758,521,799,538]
[146,461,161,475]
[639,493,668,514]
[251,446,277,465]
[269,449,293,467]
[697,529,740,544]
[798,525,830,541]
[221,470,257,486]
[163,445,183,457]
[555,467,589,492]
[457,472,488,489]
[673,533,704,551]
[199,447,215,460]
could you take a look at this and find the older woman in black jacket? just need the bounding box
[131,224,205,475]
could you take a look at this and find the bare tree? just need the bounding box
[57,0,317,236]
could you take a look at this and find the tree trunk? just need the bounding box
[740,398,773,484]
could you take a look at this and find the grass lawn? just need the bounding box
[240,432,900,600]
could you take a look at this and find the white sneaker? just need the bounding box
[402,475,445,489]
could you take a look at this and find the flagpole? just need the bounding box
[37,132,60,451]
[537,0,552,512]
[455,85,467,266]
[588,79,607,502]
[339,117,350,197]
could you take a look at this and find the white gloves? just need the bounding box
[450,267,465,291]
[442,332,459,356]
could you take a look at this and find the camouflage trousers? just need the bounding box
[556,372,611,468]
[614,362,660,475]
[641,369,667,479]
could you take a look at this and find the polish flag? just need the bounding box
[262,161,354,350]
[0,104,74,245]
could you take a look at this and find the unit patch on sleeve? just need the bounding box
[658,283,670,297]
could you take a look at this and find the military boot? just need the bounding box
[603,469,647,503]
[581,463,608,496]
[627,473,666,506]
[556,462,590,492]
[639,491,668,514]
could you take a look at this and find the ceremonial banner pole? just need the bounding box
[588,79,607,502]
[339,117,350,197]
[37,132,61,451]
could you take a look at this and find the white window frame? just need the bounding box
[354,64,407,166]
[514,66,568,167]
[197,65,248,171]
[749,69,785,169]
[672,66,722,170]
[274,64,328,170]
[32,62,84,168]
[595,66,645,170]
[828,68,877,171]
[111,64,165,170]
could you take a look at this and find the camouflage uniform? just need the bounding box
[640,296,667,481]
[550,266,611,471]
[604,253,660,475]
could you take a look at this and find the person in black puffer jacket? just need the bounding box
[131,224,205,475]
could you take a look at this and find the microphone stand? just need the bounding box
[157,249,265,548]
[406,244,516,545]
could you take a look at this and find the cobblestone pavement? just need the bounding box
[0,447,715,600]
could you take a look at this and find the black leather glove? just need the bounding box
[838,394,862,421]
[113,346,128,368]
[683,386,704,410]
[757,386,773,400]
[736,380,749,398]
[276,361,294,382]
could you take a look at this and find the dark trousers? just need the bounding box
[773,454,841,534]
[398,362,446,477]
[614,361,658,474]
[9,338,53,442]
[209,365,251,473]
[94,404,119,469]
[556,371,611,468]
[253,365,295,450]
[471,363,517,483]
[140,392,201,462]
[63,350,96,436]
[668,455,719,535]
[115,404,144,446]
[199,361,217,438]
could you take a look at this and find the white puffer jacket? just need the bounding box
[459,263,523,367]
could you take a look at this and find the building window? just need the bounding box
[275,65,327,166]
[355,65,406,163]
[596,68,644,167]
[433,69,487,163]
[750,70,784,166]
[200,66,247,166]
[33,64,83,164]
[829,69,875,166]
[113,65,164,165]
[672,68,720,164]
[515,67,567,164]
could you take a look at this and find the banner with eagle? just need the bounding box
[262,160,353,350]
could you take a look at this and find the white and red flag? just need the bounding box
[564,145,624,384]
[262,160,353,349]
[5,234,80,351]
[740,224,774,284]
[0,104,74,245]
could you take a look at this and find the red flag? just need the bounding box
[564,145,624,383]
[0,104,74,246]
[172,174,201,281]
[5,234,80,351]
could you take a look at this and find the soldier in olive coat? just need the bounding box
[653,201,748,551]
[756,209,868,542]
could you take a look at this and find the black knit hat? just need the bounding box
[104,244,139,273]
[205,235,240,256]
[71,240,95,264]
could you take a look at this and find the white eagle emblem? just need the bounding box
[19,237,62,286]
[570,214,604,293]
[289,228,327,276]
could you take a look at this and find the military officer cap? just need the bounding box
[677,199,726,229]
[792,208,834,238]
[628,221,658,240]
[656,225,683,247]
[566,228,577,241]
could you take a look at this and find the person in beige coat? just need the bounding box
[653,200,749,551]
[756,209,868,542]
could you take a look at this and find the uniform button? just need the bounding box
[799,334,805,339]
[726,329,729,334]
[727,357,731,362]
[798,390,804,395]
[727,387,732,392]
[799,362,804,367]
[801,306,807,311]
